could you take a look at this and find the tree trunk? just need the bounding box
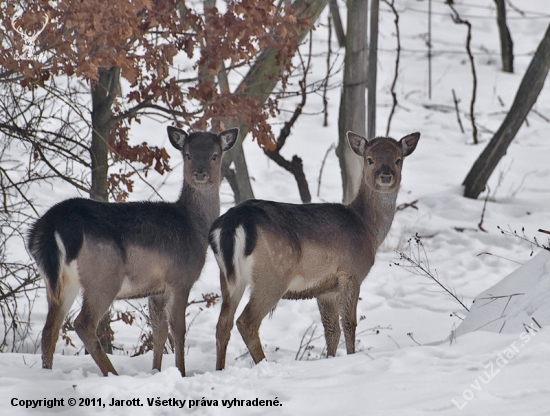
[228,133,255,202]
[224,0,328,204]
[463,23,550,199]
[90,67,119,202]
[336,0,368,204]
[367,0,379,140]
[494,0,514,73]
[90,66,119,354]
[329,0,346,47]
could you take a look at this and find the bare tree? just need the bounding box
[336,0,368,204]
[0,0,325,351]
[494,0,514,73]
[263,36,315,204]
[463,23,550,199]
[329,0,346,47]
[367,0,380,140]
[220,0,329,203]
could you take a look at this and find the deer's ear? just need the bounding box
[400,132,420,157]
[218,128,238,152]
[347,131,369,156]
[167,126,188,150]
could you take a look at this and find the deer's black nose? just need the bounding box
[380,174,392,184]
[194,171,208,181]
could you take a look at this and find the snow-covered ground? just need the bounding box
[2,1,550,415]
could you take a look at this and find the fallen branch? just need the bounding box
[396,199,418,212]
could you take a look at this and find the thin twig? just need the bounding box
[387,335,400,349]
[383,0,400,136]
[394,234,469,311]
[407,332,421,346]
[478,185,490,232]
[263,34,314,203]
[295,322,321,361]
[447,1,478,144]
[476,252,523,265]
[452,89,465,133]
[531,109,550,123]
[504,0,525,16]
[317,143,336,198]
[322,14,332,127]
[498,226,550,253]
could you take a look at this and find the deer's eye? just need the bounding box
[396,158,402,166]
[211,154,218,161]
[367,157,374,165]
[185,153,191,160]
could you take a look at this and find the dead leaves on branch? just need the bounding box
[1,0,308,191]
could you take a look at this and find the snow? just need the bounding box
[3,1,550,415]
[453,249,550,336]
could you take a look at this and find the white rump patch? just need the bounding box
[61,260,81,316]
[210,228,227,277]
[232,226,254,293]
[54,232,66,270]
[55,231,81,316]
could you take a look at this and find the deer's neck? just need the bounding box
[348,182,398,248]
[178,182,221,240]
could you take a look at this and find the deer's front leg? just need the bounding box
[337,274,360,355]
[317,292,341,357]
[149,294,168,372]
[169,288,191,376]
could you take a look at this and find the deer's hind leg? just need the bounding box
[73,242,122,376]
[216,271,247,370]
[236,275,290,365]
[74,289,119,376]
[41,261,81,369]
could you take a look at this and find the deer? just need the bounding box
[209,131,420,370]
[27,126,238,376]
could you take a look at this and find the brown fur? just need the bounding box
[212,131,420,369]
[31,127,237,376]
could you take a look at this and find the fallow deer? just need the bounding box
[28,126,238,376]
[209,131,420,369]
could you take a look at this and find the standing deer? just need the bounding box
[28,126,237,376]
[209,131,420,369]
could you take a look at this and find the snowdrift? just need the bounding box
[454,249,550,337]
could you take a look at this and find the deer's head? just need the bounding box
[167,127,238,188]
[348,131,420,193]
